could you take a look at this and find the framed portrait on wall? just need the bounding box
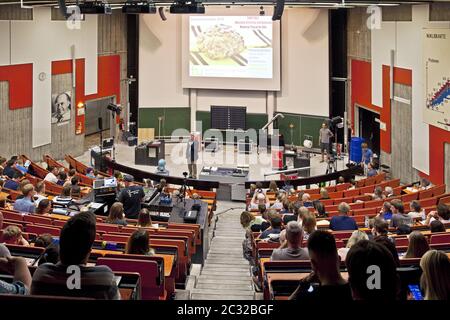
[51,91,72,124]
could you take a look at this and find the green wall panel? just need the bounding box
[139,108,190,137]
[196,111,211,134]
[247,113,268,131]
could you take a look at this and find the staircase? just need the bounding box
[190,209,255,300]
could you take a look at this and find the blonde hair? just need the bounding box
[320,188,329,199]
[302,213,316,235]
[346,230,369,248]
[420,250,450,300]
[240,211,255,229]
[297,206,310,221]
[269,180,278,192]
[3,225,22,243]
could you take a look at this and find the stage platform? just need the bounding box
[77,141,350,182]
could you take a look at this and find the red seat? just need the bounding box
[393,186,403,196]
[96,223,120,234]
[325,186,336,192]
[431,184,446,197]
[328,191,344,199]
[364,177,377,186]
[387,179,401,188]
[353,195,371,202]
[23,215,53,226]
[333,197,353,205]
[344,189,360,197]
[374,173,386,184]
[96,257,165,300]
[1,211,24,222]
[353,207,377,216]
[395,237,409,247]
[401,192,419,203]
[430,233,450,245]
[321,199,334,206]
[102,234,129,243]
[333,231,353,241]
[335,240,345,248]
[52,220,67,228]
[358,185,375,194]
[335,183,351,192]
[364,199,385,209]
[326,204,339,212]
[419,197,438,208]
[25,224,60,237]
[349,202,364,210]
[419,188,434,199]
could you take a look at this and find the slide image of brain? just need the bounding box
[196,25,245,60]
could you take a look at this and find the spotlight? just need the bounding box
[107,103,122,118]
[78,1,112,14]
[259,6,265,16]
[272,0,285,21]
[158,6,167,20]
[122,1,156,14]
[170,1,205,14]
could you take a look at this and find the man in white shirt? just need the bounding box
[44,166,59,184]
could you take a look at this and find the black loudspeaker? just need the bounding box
[98,117,103,131]
[158,7,167,21]
[272,0,285,21]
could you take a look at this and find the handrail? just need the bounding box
[104,158,219,191]
[245,165,363,189]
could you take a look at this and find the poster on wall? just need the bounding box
[423,28,450,131]
[51,91,72,124]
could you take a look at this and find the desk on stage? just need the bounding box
[135,140,165,166]
[199,166,249,201]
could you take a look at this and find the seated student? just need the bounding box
[430,220,446,233]
[37,245,60,266]
[0,156,6,171]
[15,179,31,200]
[313,201,328,218]
[347,179,357,190]
[420,250,450,300]
[290,230,352,301]
[125,230,155,256]
[282,206,299,225]
[366,162,378,177]
[31,212,120,299]
[105,202,128,226]
[383,186,394,198]
[297,206,311,226]
[403,231,430,259]
[35,199,52,216]
[329,203,358,231]
[2,226,30,246]
[136,208,154,228]
[390,201,413,228]
[33,181,47,206]
[319,188,330,200]
[249,192,270,210]
[60,185,72,197]
[0,212,12,257]
[248,184,257,198]
[0,256,32,295]
[44,166,59,184]
[15,159,29,175]
[240,211,265,231]
[371,218,394,241]
[258,215,282,241]
[337,176,346,185]
[13,184,36,214]
[302,214,317,241]
[3,176,20,191]
[70,176,81,198]
[338,230,368,261]
[377,201,393,220]
[424,203,450,225]
[67,168,76,180]
[256,205,271,232]
[34,234,53,248]
[271,222,309,261]
[302,193,314,208]
[369,186,386,200]
[346,240,399,301]
[56,171,67,186]
[418,178,433,191]
[86,167,96,179]
[3,159,20,179]
[373,235,400,267]
[270,193,285,210]
[268,180,278,193]
[280,199,291,214]
[408,200,426,221]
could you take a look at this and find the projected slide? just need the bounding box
[189,16,273,79]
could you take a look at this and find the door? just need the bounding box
[358,106,380,156]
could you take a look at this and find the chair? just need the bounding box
[387,179,401,188]
[438,195,450,205]
[358,185,375,194]
[52,220,67,228]
[395,237,409,247]
[23,215,53,225]
[374,172,386,184]
[332,231,353,241]
[364,199,385,209]
[102,234,129,243]
[401,192,419,203]
[96,223,120,234]
[335,183,351,192]
[364,177,377,187]
[430,233,450,245]
[418,188,434,200]
[1,211,24,222]
[344,189,360,197]
[349,202,364,210]
[25,225,61,237]
[96,257,165,300]
[328,191,343,199]
[393,186,403,196]
[353,207,377,216]
[431,184,446,197]
[333,197,353,205]
[419,197,438,208]
[324,186,336,193]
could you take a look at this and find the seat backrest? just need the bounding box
[419,188,434,200]
[431,184,446,197]
[344,188,360,197]
[430,233,450,245]
[335,183,351,192]
[96,257,163,300]
[328,191,344,199]
[23,215,53,225]
[332,231,353,241]
[96,223,120,234]
[25,224,61,237]
[353,207,377,217]
[401,192,419,203]
[395,237,409,247]
[419,197,438,208]
[102,234,129,243]
[364,177,377,186]
[1,210,24,222]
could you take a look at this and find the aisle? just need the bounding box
[190,209,256,300]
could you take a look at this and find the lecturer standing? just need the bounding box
[186,133,199,179]
[319,123,334,163]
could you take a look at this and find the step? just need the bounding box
[201,270,251,277]
[202,266,250,273]
[204,259,249,266]
[196,283,253,291]
[198,274,251,281]
[191,292,254,300]
[197,278,252,286]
